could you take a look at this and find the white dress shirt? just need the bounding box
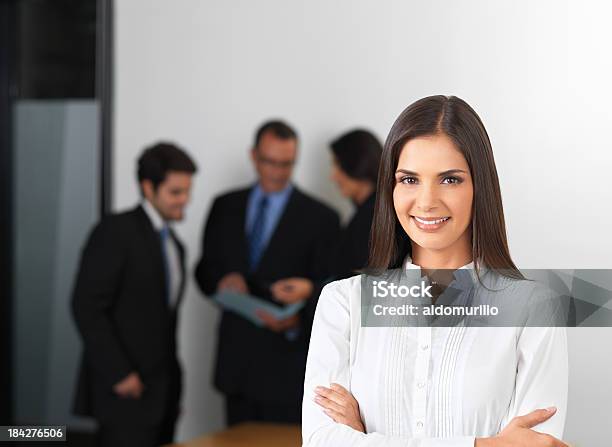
[302,258,568,446]
[142,200,182,308]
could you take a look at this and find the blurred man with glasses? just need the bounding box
[196,120,339,425]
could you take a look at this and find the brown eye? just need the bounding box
[400,176,418,185]
[441,176,462,185]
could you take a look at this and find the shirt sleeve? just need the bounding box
[499,323,569,438]
[302,281,475,447]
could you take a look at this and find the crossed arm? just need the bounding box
[313,383,567,447]
[302,282,569,447]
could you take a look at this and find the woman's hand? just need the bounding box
[476,407,568,447]
[314,383,365,433]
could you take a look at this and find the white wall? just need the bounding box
[114,1,612,444]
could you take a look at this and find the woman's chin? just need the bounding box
[407,231,454,252]
[412,240,452,252]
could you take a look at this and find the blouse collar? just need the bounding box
[403,256,484,287]
[403,256,474,271]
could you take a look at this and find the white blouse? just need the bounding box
[302,261,568,446]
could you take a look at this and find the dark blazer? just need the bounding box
[327,192,376,280]
[71,205,185,425]
[195,185,339,406]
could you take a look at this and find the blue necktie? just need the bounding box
[159,225,171,305]
[248,195,269,271]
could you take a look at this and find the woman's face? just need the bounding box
[393,133,473,255]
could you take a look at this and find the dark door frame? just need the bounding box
[0,0,114,424]
[0,0,17,425]
[97,0,113,216]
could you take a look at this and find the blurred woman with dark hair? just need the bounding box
[327,129,382,279]
[271,129,383,303]
[301,96,569,447]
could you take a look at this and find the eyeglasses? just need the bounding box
[255,153,296,169]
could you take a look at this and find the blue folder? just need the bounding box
[212,291,305,327]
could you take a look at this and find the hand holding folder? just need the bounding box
[212,291,305,328]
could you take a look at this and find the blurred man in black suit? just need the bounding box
[72,143,197,447]
[195,121,339,425]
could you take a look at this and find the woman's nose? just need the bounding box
[415,184,438,211]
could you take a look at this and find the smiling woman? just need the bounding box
[369,96,521,277]
[302,96,568,447]
[393,133,474,266]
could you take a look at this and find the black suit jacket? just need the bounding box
[327,192,376,280]
[71,205,185,425]
[195,185,339,406]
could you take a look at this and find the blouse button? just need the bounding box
[416,421,424,429]
[417,381,425,389]
[421,344,429,350]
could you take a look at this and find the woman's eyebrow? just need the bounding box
[395,168,467,176]
[395,169,418,176]
[438,169,467,177]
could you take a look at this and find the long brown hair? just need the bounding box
[368,95,521,279]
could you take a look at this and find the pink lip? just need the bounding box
[411,216,451,232]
